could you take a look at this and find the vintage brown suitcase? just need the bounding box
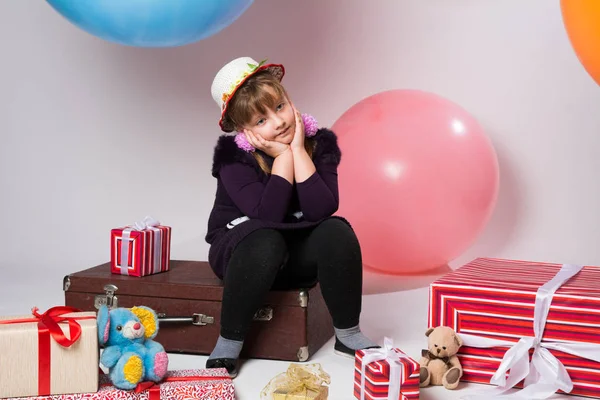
[63,260,334,362]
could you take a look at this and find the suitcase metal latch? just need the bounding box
[192,313,214,326]
[253,306,273,321]
[94,284,119,309]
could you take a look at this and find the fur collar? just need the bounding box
[210,133,257,177]
[312,128,341,166]
[211,128,342,177]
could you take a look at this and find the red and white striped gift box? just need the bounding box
[429,257,600,399]
[110,217,171,277]
[354,346,420,400]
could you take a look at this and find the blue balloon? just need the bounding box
[46,0,254,47]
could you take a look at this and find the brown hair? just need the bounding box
[224,70,315,174]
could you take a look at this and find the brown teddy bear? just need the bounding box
[419,326,463,390]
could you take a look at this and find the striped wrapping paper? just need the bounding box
[110,224,171,277]
[428,257,600,398]
[353,347,420,400]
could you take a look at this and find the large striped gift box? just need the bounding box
[354,341,420,400]
[111,216,171,277]
[429,257,600,399]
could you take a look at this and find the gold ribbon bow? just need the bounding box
[260,363,330,399]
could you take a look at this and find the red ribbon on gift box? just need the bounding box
[0,306,95,396]
[133,375,231,400]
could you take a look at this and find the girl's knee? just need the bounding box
[234,229,288,267]
[315,219,358,244]
[247,228,286,251]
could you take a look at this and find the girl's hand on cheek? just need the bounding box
[244,129,290,158]
[290,103,305,150]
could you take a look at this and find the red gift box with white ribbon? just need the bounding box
[354,338,420,400]
[111,216,171,277]
[429,257,600,399]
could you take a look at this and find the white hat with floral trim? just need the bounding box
[211,57,285,132]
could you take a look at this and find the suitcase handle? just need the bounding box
[156,307,273,327]
[93,284,273,324]
[157,313,215,326]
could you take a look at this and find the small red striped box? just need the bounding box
[429,257,600,399]
[354,347,420,400]
[110,223,171,277]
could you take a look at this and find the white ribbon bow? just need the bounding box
[460,263,600,399]
[120,216,162,276]
[360,337,406,400]
[131,215,160,231]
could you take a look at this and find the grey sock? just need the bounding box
[208,335,244,360]
[335,325,378,350]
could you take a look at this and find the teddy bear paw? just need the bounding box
[419,366,431,387]
[145,351,169,382]
[110,353,145,390]
[442,367,462,390]
[124,355,144,384]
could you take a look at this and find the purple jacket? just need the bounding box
[205,128,345,278]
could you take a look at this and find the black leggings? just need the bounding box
[220,218,363,341]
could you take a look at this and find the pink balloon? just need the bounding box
[334,90,499,274]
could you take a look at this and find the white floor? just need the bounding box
[0,268,588,400]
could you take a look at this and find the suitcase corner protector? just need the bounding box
[62,275,71,291]
[299,290,308,308]
[297,346,309,361]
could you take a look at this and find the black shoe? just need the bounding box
[205,358,239,379]
[334,337,381,359]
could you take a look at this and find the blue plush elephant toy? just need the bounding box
[97,305,168,390]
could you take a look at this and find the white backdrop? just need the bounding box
[1,1,599,399]
[3,0,599,295]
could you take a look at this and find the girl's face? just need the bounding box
[243,89,296,144]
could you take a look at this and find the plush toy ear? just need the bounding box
[97,305,111,346]
[130,306,159,339]
[425,327,435,337]
[453,332,463,347]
